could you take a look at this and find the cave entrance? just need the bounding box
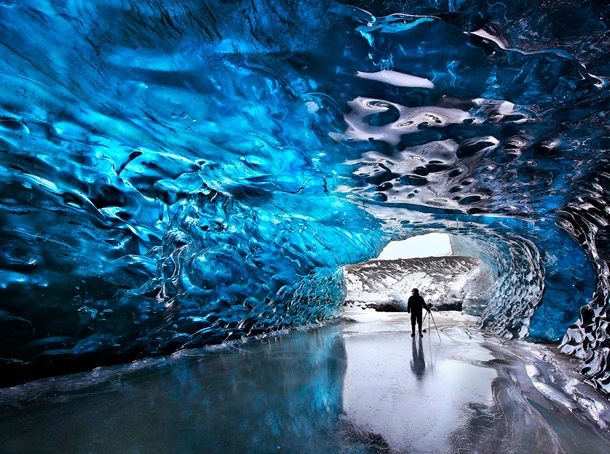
[343,233,494,313]
[378,233,452,260]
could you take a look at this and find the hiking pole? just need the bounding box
[422,310,428,333]
[428,308,442,342]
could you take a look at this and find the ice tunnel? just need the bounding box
[1,0,610,391]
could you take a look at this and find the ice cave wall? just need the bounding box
[0,0,609,391]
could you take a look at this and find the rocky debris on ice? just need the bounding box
[344,256,494,313]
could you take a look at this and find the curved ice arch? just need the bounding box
[449,226,595,341]
[0,0,607,391]
[371,212,595,342]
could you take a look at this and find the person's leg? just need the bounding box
[417,313,423,336]
[411,315,416,337]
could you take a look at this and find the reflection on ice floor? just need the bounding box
[343,314,496,453]
[342,310,610,453]
[1,310,610,453]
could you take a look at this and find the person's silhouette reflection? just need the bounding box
[410,336,426,380]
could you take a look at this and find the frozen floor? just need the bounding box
[1,310,610,453]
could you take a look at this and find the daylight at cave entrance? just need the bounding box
[378,233,452,260]
[2,0,610,451]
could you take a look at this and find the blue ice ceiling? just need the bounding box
[0,0,609,390]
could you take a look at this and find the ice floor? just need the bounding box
[1,310,610,453]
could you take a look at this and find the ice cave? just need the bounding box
[2,0,610,452]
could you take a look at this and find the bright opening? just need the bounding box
[345,233,492,314]
[377,233,452,260]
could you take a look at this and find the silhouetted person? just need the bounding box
[410,336,426,380]
[407,288,429,337]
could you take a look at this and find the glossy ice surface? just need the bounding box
[0,0,609,391]
[1,311,609,453]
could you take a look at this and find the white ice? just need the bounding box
[356,70,435,89]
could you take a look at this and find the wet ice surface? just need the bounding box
[342,310,610,453]
[1,311,610,453]
[343,312,496,453]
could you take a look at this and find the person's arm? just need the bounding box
[406,297,411,313]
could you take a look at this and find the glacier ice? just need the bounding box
[0,0,609,391]
[2,313,610,453]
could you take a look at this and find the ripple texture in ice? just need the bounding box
[0,0,609,390]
